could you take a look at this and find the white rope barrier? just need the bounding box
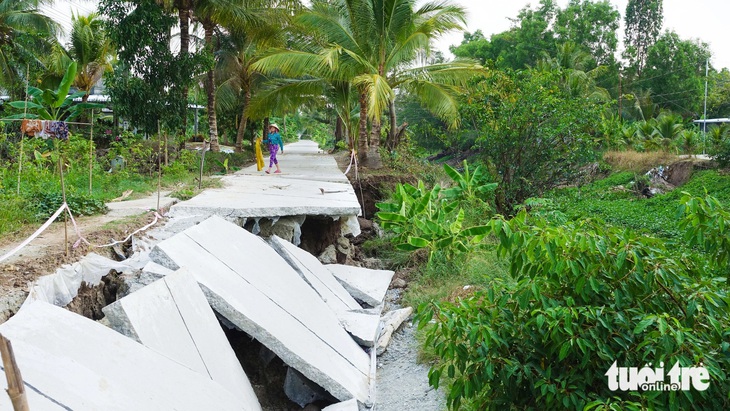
[0,203,68,264]
[0,203,164,264]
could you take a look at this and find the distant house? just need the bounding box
[693,118,730,128]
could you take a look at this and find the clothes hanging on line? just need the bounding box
[20,119,69,140]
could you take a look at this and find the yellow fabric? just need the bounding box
[255,137,265,171]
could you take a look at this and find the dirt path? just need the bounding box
[0,192,177,321]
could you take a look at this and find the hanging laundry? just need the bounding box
[36,120,51,139]
[20,119,43,136]
[49,121,69,140]
[255,137,265,171]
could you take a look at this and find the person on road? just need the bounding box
[263,123,283,174]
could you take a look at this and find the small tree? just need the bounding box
[461,69,605,214]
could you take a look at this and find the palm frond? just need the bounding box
[353,73,393,120]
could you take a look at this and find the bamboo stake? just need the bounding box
[157,121,162,211]
[89,110,94,193]
[16,65,29,196]
[58,141,68,256]
[0,334,29,411]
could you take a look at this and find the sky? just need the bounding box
[433,0,730,70]
[46,0,730,70]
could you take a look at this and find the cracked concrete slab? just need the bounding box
[268,236,380,347]
[103,268,261,410]
[0,301,243,410]
[170,142,361,221]
[325,265,395,308]
[149,216,371,404]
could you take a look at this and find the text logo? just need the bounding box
[605,361,710,391]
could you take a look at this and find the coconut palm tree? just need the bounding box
[254,0,479,165]
[216,5,297,152]
[193,0,299,152]
[0,0,58,93]
[49,12,115,103]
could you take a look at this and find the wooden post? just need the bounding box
[58,140,68,256]
[199,140,208,190]
[89,110,94,193]
[157,121,162,210]
[0,334,29,411]
[17,65,29,196]
[16,137,23,197]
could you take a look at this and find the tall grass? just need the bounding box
[603,150,678,173]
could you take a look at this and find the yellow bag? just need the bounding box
[255,137,265,171]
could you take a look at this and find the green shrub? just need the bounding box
[33,191,108,219]
[416,195,730,410]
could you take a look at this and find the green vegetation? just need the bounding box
[4,0,730,409]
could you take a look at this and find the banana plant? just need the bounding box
[376,180,490,261]
[8,62,102,121]
[441,160,497,204]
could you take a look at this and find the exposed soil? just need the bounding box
[65,269,128,320]
[0,209,163,322]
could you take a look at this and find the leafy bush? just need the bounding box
[376,162,495,260]
[34,191,108,219]
[416,194,730,410]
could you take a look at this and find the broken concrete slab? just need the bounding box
[323,399,360,410]
[169,175,360,220]
[103,268,261,409]
[376,307,413,355]
[141,260,175,279]
[268,236,360,312]
[0,301,244,410]
[149,216,372,404]
[268,236,380,347]
[326,264,395,307]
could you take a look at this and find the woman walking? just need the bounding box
[263,123,284,174]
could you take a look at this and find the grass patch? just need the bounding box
[549,169,730,239]
[603,150,679,173]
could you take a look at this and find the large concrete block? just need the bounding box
[0,302,245,410]
[150,216,371,404]
[268,236,380,347]
[325,264,395,307]
[103,269,261,410]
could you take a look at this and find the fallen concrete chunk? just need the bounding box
[326,264,395,307]
[0,301,244,410]
[376,307,413,355]
[268,236,380,347]
[103,268,261,409]
[323,399,359,410]
[141,260,175,279]
[150,216,371,404]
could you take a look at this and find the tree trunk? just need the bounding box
[387,99,396,149]
[358,91,368,163]
[263,117,270,141]
[204,22,219,152]
[367,115,383,169]
[179,6,190,137]
[335,116,344,146]
[235,90,251,153]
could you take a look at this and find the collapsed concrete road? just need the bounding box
[169,141,363,245]
[150,216,373,404]
[0,139,415,409]
[103,268,262,410]
[0,302,245,410]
